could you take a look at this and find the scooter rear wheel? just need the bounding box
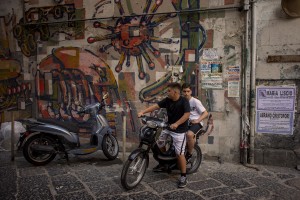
[23,134,57,166]
[102,134,119,160]
[121,152,149,190]
[186,145,202,174]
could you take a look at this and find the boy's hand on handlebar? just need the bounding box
[138,112,144,118]
[170,123,178,130]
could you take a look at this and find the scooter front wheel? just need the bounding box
[121,152,149,190]
[102,134,119,160]
[23,134,57,166]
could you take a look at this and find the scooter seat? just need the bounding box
[37,118,79,133]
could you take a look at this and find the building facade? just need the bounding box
[0,0,299,167]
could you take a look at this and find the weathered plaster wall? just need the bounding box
[1,0,299,167]
[0,0,245,163]
[255,0,300,167]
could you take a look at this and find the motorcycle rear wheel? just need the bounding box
[102,134,119,160]
[121,152,148,190]
[23,134,57,166]
[186,145,202,174]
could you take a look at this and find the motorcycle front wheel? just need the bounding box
[102,134,119,160]
[23,134,57,166]
[186,145,202,174]
[121,152,149,190]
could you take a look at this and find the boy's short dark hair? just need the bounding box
[168,82,182,91]
[181,83,191,90]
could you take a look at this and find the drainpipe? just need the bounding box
[241,0,250,164]
[249,0,257,165]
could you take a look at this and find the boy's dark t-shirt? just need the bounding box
[157,96,190,133]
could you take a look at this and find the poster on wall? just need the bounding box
[200,61,223,89]
[227,66,240,97]
[228,81,239,97]
[256,86,296,134]
[201,74,223,89]
[256,111,294,134]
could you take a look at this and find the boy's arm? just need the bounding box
[138,104,160,117]
[170,112,190,130]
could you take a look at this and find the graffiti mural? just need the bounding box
[5,0,207,136]
[13,4,85,57]
[36,47,120,123]
[87,0,206,103]
[0,12,32,118]
[88,8,178,79]
[0,58,31,112]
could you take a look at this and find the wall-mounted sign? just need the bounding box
[256,86,296,135]
[200,60,223,89]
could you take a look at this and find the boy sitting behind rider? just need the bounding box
[181,83,208,161]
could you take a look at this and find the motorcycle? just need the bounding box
[121,114,213,190]
[17,93,119,166]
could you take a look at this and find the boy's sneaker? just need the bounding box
[178,176,188,188]
[153,164,165,172]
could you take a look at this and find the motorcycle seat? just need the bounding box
[157,154,177,161]
[37,118,79,133]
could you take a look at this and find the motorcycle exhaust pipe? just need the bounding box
[31,144,55,152]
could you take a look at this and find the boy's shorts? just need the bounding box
[156,129,186,155]
[189,123,203,134]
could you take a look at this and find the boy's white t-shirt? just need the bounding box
[189,97,206,125]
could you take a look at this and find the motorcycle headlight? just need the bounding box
[139,126,155,142]
[146,121,158,128]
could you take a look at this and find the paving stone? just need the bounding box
[186,179,222,191]
[1,151,300,200]
[46,165,70,176]
[200,187,235,198]
[55,191,94,200]
[0,166,17,196]
[75,168,105,182]
[209,172,252,189]
[86,179,123,197]
[51,174,85,194]
[285,178,300,190]
[18,174,50,188]
[17,186,53,200]
[112,177,147,193]
[162,190,204,199]
[97,195,129,200]
[210,193,252,200]
[188,171,208,182]
[248,176,300,200]
[276,173,296,180]
[1,193,16,200]
[67,162,97,171]
[18,166,46,177]
[241,187,270,199]
[143,173,171,183]
[128,191,161,200]
[148,178,178,193]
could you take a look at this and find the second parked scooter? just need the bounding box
[17,93,119,166]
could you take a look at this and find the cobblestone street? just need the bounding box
[1,150,300,200]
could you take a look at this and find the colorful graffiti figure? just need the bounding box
[88,0,178,80]
[37,47,120,123]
